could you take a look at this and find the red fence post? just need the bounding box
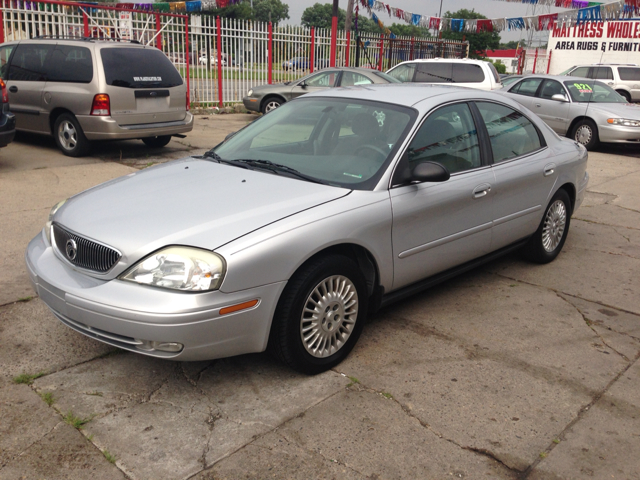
[185,15,190,110]
[377,34,384,71]
[155,14,162,51]
[532,48,539,74]
[310,27,315,74]
[345,30,350,67]
[216,16,223,108]
[546,49,552,74]
[268,22,273,84]
[330,16,337,67]
[0,8,4,45]
[83,10,89,37]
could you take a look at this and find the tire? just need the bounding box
[522,189,572,264]
[570,118,599,150]
[261,96,284,114]
[53,113,90,157]
[142,135,172,148]
[617,90,631,102]
[269,254,369,375]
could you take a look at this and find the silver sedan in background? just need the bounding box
[500,74,640,150]
[27,85,588,374]
[242,66,400,114]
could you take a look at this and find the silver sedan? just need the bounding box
[26,85,589,374]
[499,74,640,150]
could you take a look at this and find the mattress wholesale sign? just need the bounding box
[547,20,640,74]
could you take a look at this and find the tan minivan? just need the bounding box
[0,38,193,156]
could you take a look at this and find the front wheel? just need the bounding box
[522,189,572,264]
[54,113,90,157]
[269,254,368,375]
[142,135,172,148]
[261,97,284,114]
[570,119,599,150]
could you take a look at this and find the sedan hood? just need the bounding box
[582,102,640,118]
[56,157,349,266]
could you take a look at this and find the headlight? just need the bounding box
[120,246,226,292]
[247,89,253,97]
[607,118,640,127]
[45,198,67,244]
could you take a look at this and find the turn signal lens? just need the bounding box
[90,94,110,116]
[219,299,259,316]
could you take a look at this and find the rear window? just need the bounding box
[414,62,485,83]
[100,47,183,88]
[618,67,640,81]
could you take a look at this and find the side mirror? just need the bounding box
[299,80,307,88]
[412,161,450,183]
[551,93,569,103]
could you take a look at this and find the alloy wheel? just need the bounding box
[265,100,281,112]
[542,200,567,252]
[58,120,78,151]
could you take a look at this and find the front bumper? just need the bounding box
[243,96,261,113]
[598,124,640,143]
[26,232,286,361]
[0,111,16,147]
[78,113,194,141]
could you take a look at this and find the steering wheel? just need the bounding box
[355,144,387,159]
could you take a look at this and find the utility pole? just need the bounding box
[345,0,354,34]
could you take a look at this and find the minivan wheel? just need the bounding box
[54,113,90,157]
[269,254,368,375]
[617,90,631,102]
[522,189,571,264]
[142,135,172,148]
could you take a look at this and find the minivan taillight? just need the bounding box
[91,94,110,116]
[0,79,8,104]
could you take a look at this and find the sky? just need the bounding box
[283,0,570,44]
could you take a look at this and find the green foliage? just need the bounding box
[499,40,520,50]
[13,372,46,385]
[301,3,380,33]
[103,450,116,464]
[254,0,289,25]
[205,2,253,20]
[387,23,431,38]
[441,9,500,59]
[63,410,92,429]
[488,59,507,74]
[39,391,55,406]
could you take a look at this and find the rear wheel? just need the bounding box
[142,135,172,148]
[570,119,599,150]
[54,113,90,157]
[617,90,631,102]
[522,189,571,264]
[269,254,368,375]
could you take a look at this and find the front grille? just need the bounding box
[52,223,121,273]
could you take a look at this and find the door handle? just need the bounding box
[535,103,541,107]
[9,86,17,93]
[608,82,614,86]
[544,163,556,177]
[472,184,491,198]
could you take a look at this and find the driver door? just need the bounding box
[289,70,340,99]
[390,102,495,289]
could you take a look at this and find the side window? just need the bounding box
[539,80,566,100]
[510,78,543,97]
[0,45,16,80]
[591,67,613,80]
[304,71,338,87]
[45,45,93,83]
[618,67,640,81]
[386,63,416,82]
[8,44,54,81]
[340,72,373,87]
[476,102,542,163]
[452,63,485,83]
[406,103,481,175]
[569,66,589,78]
[414,62,453,83]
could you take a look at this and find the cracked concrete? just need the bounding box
[1,119,639,479]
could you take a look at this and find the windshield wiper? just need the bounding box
[201,150,250,169]
[234,159,327,184]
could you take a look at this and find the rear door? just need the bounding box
[532,79,571,134]
[503,77,544,111]
[99,46,186,126]
[5,42,53,133]
[617,67,640,101]
[289,70,340,99]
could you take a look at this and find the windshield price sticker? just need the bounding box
[574,83,593,94]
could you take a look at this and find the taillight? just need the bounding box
[90,94,110,116]
[0,79,8,104]
[186,90,190,111]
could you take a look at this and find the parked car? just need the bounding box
[282,57,329,71]
[198,54,227,66]
[560,63,640,102]
[27,84,588,374]
[0,38,193,156]
[500,74,640,150]
[243,66,401,114]
[0,78,16,148]
[500,74,524,88]
[385,58,503,90]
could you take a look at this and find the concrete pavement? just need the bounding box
[0,116,639,479]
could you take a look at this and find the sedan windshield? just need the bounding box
[213,97,415,190]
[563,80,626,103]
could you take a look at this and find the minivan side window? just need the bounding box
[476,102,542,163]
[618,67,640,81]
[414,62,453,83]
[453,63,485,83]
[0,45,16,80]
[45,45,93,83]
[590,67,613,80]
[8,44,54,82]
[569,66,589,77]
[387,63,416,82]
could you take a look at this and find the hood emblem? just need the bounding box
[65,239,78,261]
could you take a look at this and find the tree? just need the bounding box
[205,2,253,21]
[441,9,500,59]
[387,23,431,38]
[499,40,520,50]
[300,3,381,33]
[488,59,507,74]
[254,0,289,25]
